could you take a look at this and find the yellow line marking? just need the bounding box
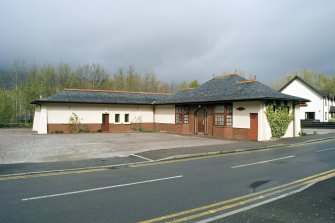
[0,168,106,181]
[165,173,335,223]
[139,169,335,223]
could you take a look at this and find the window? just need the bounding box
[325,112,328,120]
[214,104,232,126]
[226,105,233,126]
[214,105,225,126]
[124,114,129,123]
[305,112,315,120]
[115,114,120,123]
[175,105,189,124]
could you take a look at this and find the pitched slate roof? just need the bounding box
[32,75,308,105]
[279,76,328,97]
[157,75,308,104]
[32,89,171,105]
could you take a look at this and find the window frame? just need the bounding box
[175,105,189,124]
[305,112,315,120]
[124,114,129,123]
[214,104,233,127]
[115,113,120,123]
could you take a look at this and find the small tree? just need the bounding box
[189,80,200,88]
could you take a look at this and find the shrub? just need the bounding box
[69,113,81,133]
[299,130,307,136]
[265,104,294,138]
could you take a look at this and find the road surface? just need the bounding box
[1,139,334,222]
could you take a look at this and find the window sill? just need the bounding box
[214,125,232,128]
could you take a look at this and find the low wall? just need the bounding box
[301,120,335,128]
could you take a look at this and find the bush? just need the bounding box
[299,130,307,136]
[265,104,293,138]
[69,113,81,133]
[51,130,63,134]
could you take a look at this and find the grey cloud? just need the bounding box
[1,0,334,84]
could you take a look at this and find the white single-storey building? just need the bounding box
[280,76,335,122]
[32,75,308,141]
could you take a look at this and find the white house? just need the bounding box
[32,75,308,141]
[279,76,335,122]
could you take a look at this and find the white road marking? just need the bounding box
[195,182,316,223]
[22,175,183,201]
[315,147,335,153]
[131,154,154,161]
[231,155,295,168]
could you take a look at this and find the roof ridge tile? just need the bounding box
[63,88,172,95]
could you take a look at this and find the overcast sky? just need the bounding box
[1,0,335,84]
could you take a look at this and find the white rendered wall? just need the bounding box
[154,105,175,123]
[260,102,272,141]
[281,79,325,121]
[233,101,264,141]
[283,101,294,138]
[233,101,261,129]
[34,105,48,134]
[32,105,41,132]
[294,104,301,136]
[46,104,155,125]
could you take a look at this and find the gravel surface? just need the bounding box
[0,128,233,164]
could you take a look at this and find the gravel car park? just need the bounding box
[0,128,233,164]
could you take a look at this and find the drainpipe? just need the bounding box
[293,102,296,137]
[152,102,156,130]
[323,97,325,122]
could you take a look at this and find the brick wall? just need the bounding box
[48,104,252,140]
[233,128,250,140]
[212,126,233,138]
[47,123,155,133]
[153,123,192,134]
[48,124,101,133]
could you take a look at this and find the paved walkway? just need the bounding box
[136,133,335,160]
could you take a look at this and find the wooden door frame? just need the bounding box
[194,108,208,135]
[102,113,110,132]
[250,113,258,141]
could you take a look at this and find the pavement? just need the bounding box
[135,132,335,161]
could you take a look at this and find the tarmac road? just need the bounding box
[1,138,335,222]
[216,177,335,223]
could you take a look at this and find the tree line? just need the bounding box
[1,61,333,126]
[0,61,190,125]
[272,70,335,95]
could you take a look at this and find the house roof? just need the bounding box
[157,75,309,104]
[32,75,309,105]
[32,89,171,105]
[279,76,328,97]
